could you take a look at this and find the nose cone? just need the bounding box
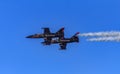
[26,35,33,38]
[26,34,42,38]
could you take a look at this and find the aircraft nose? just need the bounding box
[26,35,33,38]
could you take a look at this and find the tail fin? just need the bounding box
[56,27,64,34]
[71,32,80,38]
[71,32,80,42]
[56,27,64,38]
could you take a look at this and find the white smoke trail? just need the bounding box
[79,31,120,37]
[87,36,120,42]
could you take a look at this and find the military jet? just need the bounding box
[42,32,80,49]
[26,27,64,45]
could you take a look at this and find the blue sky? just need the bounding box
[0,0,120,74]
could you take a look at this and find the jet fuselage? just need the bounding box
[26,33,64,38]
[50,37,79,44]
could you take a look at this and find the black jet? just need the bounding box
[26,27,64,45]
[42,32,80,49]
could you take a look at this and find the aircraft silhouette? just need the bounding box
[26,27,79,50]
[42,32,79,49]
[26,27,64,45]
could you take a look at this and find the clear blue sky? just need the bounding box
[0,0,120,74]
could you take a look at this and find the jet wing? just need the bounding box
[44,37,52,45]
[59,43,67,50]
[43,28,50,34]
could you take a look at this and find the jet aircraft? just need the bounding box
[26,27,64,45]
[42,32,80,49]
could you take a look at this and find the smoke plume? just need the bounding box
[79,31,120,37]
[87,36,120,42]
[79,31,120,42]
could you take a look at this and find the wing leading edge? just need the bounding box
[42,28,51,34]
[59,43,67,50]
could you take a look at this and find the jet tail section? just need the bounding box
[56,27,64,34]
[72,32,80,37]
[56,27,64,38]
[71,32,80,42]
